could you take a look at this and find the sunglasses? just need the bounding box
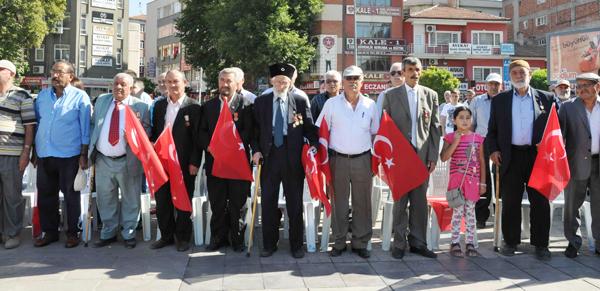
[345,76,361,81]
[390,70,402,76]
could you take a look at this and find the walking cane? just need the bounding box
[83,166,95,247]
[493,164,501,252]
[246,164,262,257]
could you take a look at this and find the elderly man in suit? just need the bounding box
[252,63,318,258]
[150,70,203,252]
[89,73,150,248]
[559,73,600,258]
[200,68,254,252]
[487,60,557,260]
[381,57,441,259]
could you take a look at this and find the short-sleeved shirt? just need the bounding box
[0,86,36,156]
[443,132,484,179]
[440,103,464,134]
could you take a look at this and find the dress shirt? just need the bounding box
[587,98,600,154]
[316,93,380,154]
[511,88,535,145]
[35,85,91,158]
[405,84,419,147]
[272,93,288,136]
[97,96,131,157]
[139,91,153,105]
[165,95,186,129]
[470,93,492,136]
[240,89,257,103]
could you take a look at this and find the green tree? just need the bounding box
[0,1,66,73]
[419,66,461,103]
[177,0,323,88]
[530,68,549,91]
[141,77,156,94]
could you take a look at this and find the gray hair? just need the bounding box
[324,70,341,81]
[402,57,422,69]
[219,68,239,80]
[53,60,75,74]
[156,72,167,81]
[113,73,134,87]
[230,67,244,82]
[166,69,186,81]
[389,62,403,72]
[134,79,145,89]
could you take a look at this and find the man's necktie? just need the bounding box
[108,101,120,146]
[274,97,284,147]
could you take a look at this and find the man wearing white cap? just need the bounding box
[316,65,380,259]
[559,72,600,258]
[0,60,35,249]
[553,79,572,104]
[470,72,502,229]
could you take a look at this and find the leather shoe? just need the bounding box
[260,247,277,257]
[34,234,59,247]
[329,246,347,257]
[476,221,487,229]
[291,248,305,259]
[391,247,405,259]
[205,240,226,251]
[150,238,174,249]
[352,248,370,259]
[535,246,551,261]
[124,238,136,249]
[500,244,517,256]
[65,235,80,248]
[409,246,437,258]
[232,244,244,253]
[93,236,117,248]
[177,241,190,252]
[564,244,578,258]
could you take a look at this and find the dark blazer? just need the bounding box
[151,96,203,172]
[199,93,254,175]
[487,88,557,175]
[252,91,318,164]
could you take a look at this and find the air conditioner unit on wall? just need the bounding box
[429,59,438,66]
[33,66,44,74]
[425,25,436,33]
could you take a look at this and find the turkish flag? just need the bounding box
[528,103,570,201]
[302,144,332,216]
[208,99,253,181]
[318,119,332,186]
[155,127,192,212]
[372,111,429,201]
[124,107,168,195]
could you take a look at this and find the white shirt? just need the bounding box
[316,93,380,154]
[139,92,153,105]
[166,95,186,129]
[587,99,600,154]
[405,84,419,147]
[240,89,257,104]
[440,102,464,134]
[97,96,132,157]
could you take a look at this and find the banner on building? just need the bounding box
[346,5,401,16]
[448,43,472,54]
[93,25,114,36]
[92,11,114,25]
[92,0,117,9]
[345,38,407,56]
[548,28,600,82]
[472,45,492,55]
[92,45,113,56]
[93,34,113,46]
[92,56,112,67]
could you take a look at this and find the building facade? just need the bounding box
[24,0,129,97]
[129,15,146,78]
[405,0,503,16]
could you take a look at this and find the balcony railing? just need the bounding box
[406,43,503,56]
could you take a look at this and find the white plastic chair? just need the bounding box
[303,181,320,252]
[426,160,450,251]
[192,168,209,246]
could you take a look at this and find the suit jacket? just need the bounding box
[381,84,441,164]
[487,88,557,175]
[558,97,599,180]
[89,94,150,175]
[252,91,318,165]
[199,93,254,176]
[151,96,203,173]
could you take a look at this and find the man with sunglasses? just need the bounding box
[311,70,341,120]
[376,63,405,115]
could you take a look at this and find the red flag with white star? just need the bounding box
[155,127,192,212]
[302,144,331,216]
[208,99,253,181]
[372,111,429,201]
[528,103,570,201]
[318,118,332,186]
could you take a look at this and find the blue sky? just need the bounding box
[129,0,148,16]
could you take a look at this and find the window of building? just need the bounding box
[158,23,176,38]
[139,57,145,66]
[140,24,145,32]
[80,15,87,35]
[356,22,390,38]
[62,13,71,30]
[357,56,390,72]
[116,19,123,38]
[54,44,70,61]
[81,0,87,3]
[538,38,546,46]
[356,0,391,6]
[140,40,144,49]
[522,20,528,29]
[173,43,180,59]
[80,45,86,65]
[174,2,181,13]
[117,0,124,9]
[428,31,460,46]
[116,48,122,67]
[52,21,64,34]
[536,0,546,4]
[536,15,547,26]
[473,66,501,82]
[472,31,502,46]
[34,47,45,62]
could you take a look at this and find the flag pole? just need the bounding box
[83,166,95,247]
[246,164,262,257]
[493,164,501,252]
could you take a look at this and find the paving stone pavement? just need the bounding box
[1,213,599,291]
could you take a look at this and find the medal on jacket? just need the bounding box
[184,115,190,127]
[423,110,430,122]
[233,112,239,122]
[136,111,141,119]
[292,111,303,128]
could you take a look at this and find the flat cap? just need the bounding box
[576,72,600,82]
[343,65,363,77]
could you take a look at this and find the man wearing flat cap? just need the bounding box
[252,63,318,258]
[553,79,572,104]
[487,59,558,260]
[558,72,600,258]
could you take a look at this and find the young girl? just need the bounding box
[440,106,486,257]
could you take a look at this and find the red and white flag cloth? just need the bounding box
[528,103,570,201]
[302,144,332,216]
[317,119,332,186]
[154,127,192,212]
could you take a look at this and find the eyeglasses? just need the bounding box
[325,79,339,84]
[576,82,597,90]
[345,76,361,81]
[51,69,71,76]
[390,70,402,76]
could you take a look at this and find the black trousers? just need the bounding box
[475,139,494,223]
[37,156,80,237]
[501,146,550,247]
[155,171,195,243]
[261,141,304,251]
[207,173,250,247]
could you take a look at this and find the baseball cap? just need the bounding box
[556,79,570,87]
[576,72,600,83]
[343,65,363,77]
[0,60,16,75]
[485,73,502,83]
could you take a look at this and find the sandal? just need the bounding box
[465,244,479,257]
[450,243,463,257]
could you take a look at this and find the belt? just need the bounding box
[102,153,126,160]
[329,150,370,159]
[511,145,534,151]
[593,154,599,159]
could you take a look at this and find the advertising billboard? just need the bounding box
[548,28,600,82]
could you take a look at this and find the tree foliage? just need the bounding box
[141,77,156,94]
[419,67,461,103]
[530,68,549,91]
[177,0,323,88]
[0,0,66,74]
